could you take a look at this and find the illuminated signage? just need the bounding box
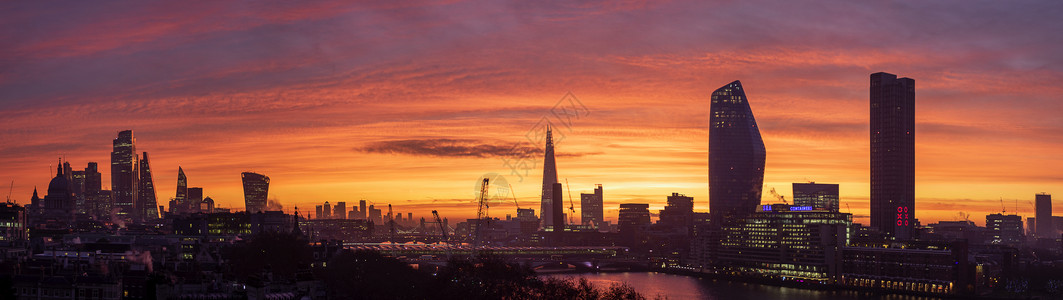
[762,205,773,211]
[789,206,813,211]
[896,206,910,226]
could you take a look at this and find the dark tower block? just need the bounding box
[111,130,138,223]
[870,72,916,240]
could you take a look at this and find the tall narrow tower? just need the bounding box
[138,152,159,221]
[870,72,916,240]
[540,127,559,228]
[709,80,765,226]
[111,130,139,222]
[1036,193,1053,238]
[175,167,187,214]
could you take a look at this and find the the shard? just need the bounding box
[709,80,765,226]
[540,127,559,228]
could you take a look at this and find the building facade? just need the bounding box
[870,72,916,240]
[540,127,559,228]
[110,130,139,222]
[986,213,1024,247]
[716,205,851,283]
[241,172,270,213]
[1035,193,1052,238]
[709,80,766,226]
[793,182,839,212]
[138,152,160,221]
[580,184,603,229]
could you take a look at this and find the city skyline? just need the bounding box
[3,1,1063,226]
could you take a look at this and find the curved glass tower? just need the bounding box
[709,80,765,226]
[242,172,270,213]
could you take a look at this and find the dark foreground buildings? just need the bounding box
[709,80,766,226]
[870,72,916,240]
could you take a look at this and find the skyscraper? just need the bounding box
[241,172,269,213]
[793,182,840,212]
[1036,193,1053,238]
[580,184,604,228]
[709,80,766,226]
[187,187,203,213]
[359,200,367,220]
[870,72,916,240]
[540,127,559,228]
[138,152,160,221]
[111,130,139,222]
[175,167,188,214]
[334,202,346,219]
[83,162,104,218]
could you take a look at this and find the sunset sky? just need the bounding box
[3,1,1062,226]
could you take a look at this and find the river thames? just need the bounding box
[548,272,946,300]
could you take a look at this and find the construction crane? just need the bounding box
[845,203,851,214]
[509,184,520,210]
[565,179,575,225]
[432,210,447,242]
[1000,197,1006,213]
[6,181,12,204]
[474,178,489,248]
[387,204,396,242]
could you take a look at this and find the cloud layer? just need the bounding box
[2,1,1062,225]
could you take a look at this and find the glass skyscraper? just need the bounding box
[242,172,270,213]
[540,127,558,228]
[138,152,160,221]
[709,80,766,226]
[870,72,915,240]
[111,130,138,223]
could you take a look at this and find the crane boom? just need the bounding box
[6,181,12,203]
[474,178,489,248]
[565,179,575,225]
[432,210,447,241]
[509,184,519,210]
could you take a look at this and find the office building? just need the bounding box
[322,201,332,219]
[658,193,694,231]
[540,127,559,228]
[716,204,851,283]
[187,187,203,213]
[138,152,160,221]
[551,182,563,232]
[709,80,766,226]
[111,130,139,222]
[242,172,270,213]
[793,182,839,212]
[0,203,26,242]
[870,72,916,240]
[1036,193,1052,238]
[580,184,603,228]
[333,202,346,220]
[618,203,650,234]
[359,200,367,220]
[842,241,969,295]
[986,213,1024,247]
